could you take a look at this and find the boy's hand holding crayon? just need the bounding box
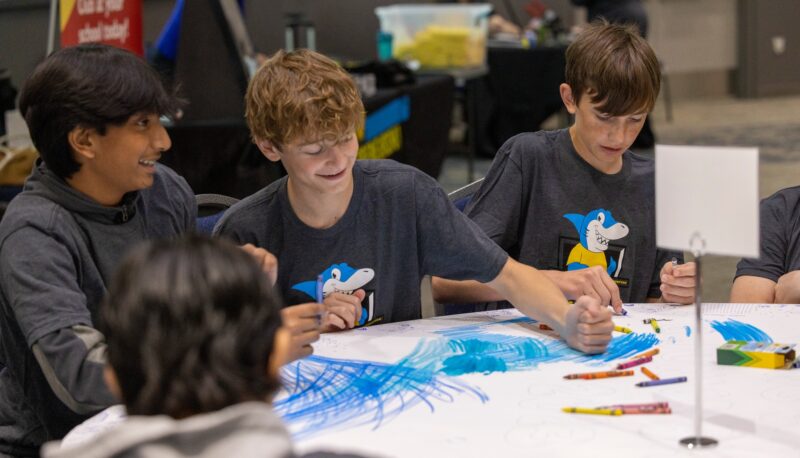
[659,261,696,304]
[322,289,365,331]
[560,296,613,354]
[279,303,325,363]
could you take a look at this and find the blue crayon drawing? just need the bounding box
[276,355,488,439]
[277,317,659,438]
[710,319,773,343]
[685,325,692,337]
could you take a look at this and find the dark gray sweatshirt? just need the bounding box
[0,161,195,457]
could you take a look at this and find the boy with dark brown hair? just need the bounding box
[433,21,696,308]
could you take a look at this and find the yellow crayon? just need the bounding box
[562,407,623,416]
[650,319,661,333]
[614,325,633,334]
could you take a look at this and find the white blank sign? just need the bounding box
[656,145,759,258]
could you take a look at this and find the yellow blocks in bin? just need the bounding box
[716,340,796,369]
[375,4,491,69]
[395,26,486,68]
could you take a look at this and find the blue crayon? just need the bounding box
[315,275,326,325]
[315,274,323,303]
[636,376,687,387]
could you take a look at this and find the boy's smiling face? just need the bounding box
[259,133,359,197]
[70,112,171,205]
[560,84,646,174]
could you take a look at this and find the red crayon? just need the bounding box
[605,402,669,410]
[539,323,553,331]
[617,355,653,370]
[621,407,672,415]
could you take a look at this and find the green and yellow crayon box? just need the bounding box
[717,341,796,369]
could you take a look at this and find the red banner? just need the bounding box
[59,0,143,56]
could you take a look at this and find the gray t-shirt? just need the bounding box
[215,160,508,325]
[735,186,800,282]
[465,129,679,303]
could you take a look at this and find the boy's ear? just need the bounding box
[255,138,282,163]
[67,126,96,163]
[560,83,578,115]
[103,365,123,401]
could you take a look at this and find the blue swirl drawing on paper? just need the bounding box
[710,319,773,343]
[277,317,659,438]
[275,355,488,439]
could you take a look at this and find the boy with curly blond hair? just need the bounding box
[215,49,614,355]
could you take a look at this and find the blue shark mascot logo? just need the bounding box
[293,263,376,326]
[563,209,628,276]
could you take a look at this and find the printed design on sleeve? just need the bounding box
[561,209,630,284]
[292,263,381,327]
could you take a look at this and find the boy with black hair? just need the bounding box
[42,235,293,457]
[0,44,196,455]
[215,49,613,356]
[433,22,696,308]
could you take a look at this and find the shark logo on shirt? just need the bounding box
[292,263,379,326]
[563,209,629,277]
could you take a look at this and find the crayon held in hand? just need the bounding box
[636,376,687,387]
[563,370,634,380]
[539,323,553,331]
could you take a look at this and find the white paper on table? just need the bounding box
[655,144,759,258]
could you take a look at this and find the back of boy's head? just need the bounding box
[18,44,180,180]
[565,21,661,116]
[100,235,283,418]
[245,49,364,149]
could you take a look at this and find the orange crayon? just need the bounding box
[641,367,660,380]
[631,348,660,360]
[564,370,635,380]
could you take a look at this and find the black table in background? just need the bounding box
[473,45,568,157]
[161,74,454,199]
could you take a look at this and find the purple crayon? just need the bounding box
[636,376,687,387]
[617,355,653,370]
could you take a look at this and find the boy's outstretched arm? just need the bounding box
[432,265,623,312]
[730,275,776,303]
[487,259,613,354]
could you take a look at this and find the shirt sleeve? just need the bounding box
[463,139,527,251]
[415,173,508,283]
[0,228,116,434]
[735,194,788,282]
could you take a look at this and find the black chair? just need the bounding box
[195,193,239,234]
[448,177,484,212]
[433,178,486,316]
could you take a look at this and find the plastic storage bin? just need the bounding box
[375,4,492,69]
